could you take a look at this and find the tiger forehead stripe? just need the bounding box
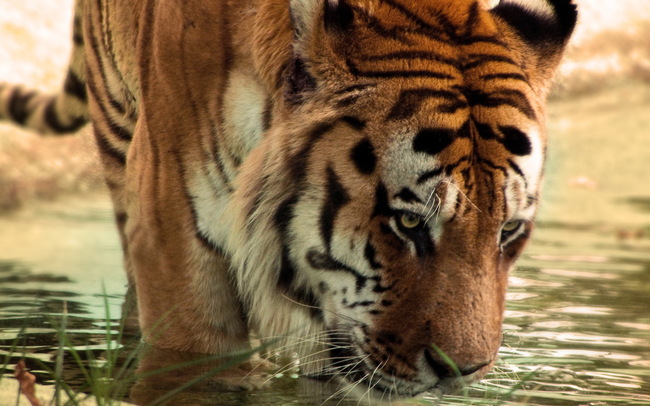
[342,1,538,122]
[351,138,377,175]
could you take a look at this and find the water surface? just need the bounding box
[1,83,649,404]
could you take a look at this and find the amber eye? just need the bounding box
[399,212,422,229]
[501,220,524,242]
[502,221,522,233]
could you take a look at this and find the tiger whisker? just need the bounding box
[442,180,482,213]
[280,294,364,325]
[337,371,372,406]
[359,360,385,405]
[321,361,370,406]
[424,193,442,224]
[420,188,437,217]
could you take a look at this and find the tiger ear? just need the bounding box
[286,0,353,104]
[491,0,577,91]
[290,0,353,36]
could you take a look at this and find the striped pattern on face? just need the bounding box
[257,0,567,395]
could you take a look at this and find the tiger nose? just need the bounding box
[423,349,490,379]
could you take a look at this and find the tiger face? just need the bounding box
[228,0,576,398]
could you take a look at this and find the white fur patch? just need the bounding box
[290,0,322,35]
[222,71,266,159]
[499,0,555,18]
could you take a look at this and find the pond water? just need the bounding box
[1,83,649,405]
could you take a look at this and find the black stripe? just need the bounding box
[463,54,518,71]
[465,88,536,119]
[361,51,460,69]
[306,249,379,294]
[379,223,405,251]
[320,166,351,252]
[86,13,127,116]
[200,99,233,194]
[507,159,528,187]
[346,300,375,309]
[526,194,537,208]
[347,59,455,80]
[86,75,132,141]
[351,138,376,175]
[171,149,230,259]
[195,230,227,257]
[72,34,84,46]
[481,73,528,82]
[203,118,234,195]
[417,167,444,185]
[416,157,471,185]
[93,128,126,165]
[288,122,335,185]
[438,99,470,114]
[387,88,465,121]
[262,97,272,132]
[383,0,506,46]
[484,170,497,214]
[371,182,392,218]
[413,128,456,156]
[274,194,299,236]
[478,158,509,183]
[115,212,128,226]
[341,116,366,130]
[278,247,322,321]
[44,99,86,133]
[105,179,121,190]
[499,125,532,156]
[463,2,481,36]
[414,230,434,259]
[476,122,533,156]
[352,5,415,45]
[173,149,224,258]
[7,88,37,125]
[364,238,382,269]
[63,70,88,102]
[381,0,447,42]
[424,5,458,38]
[278,246,296,289]
[394,187,422,204]
[176,15,234,193]
[336,94,363,108]
[457,35,505,46]
[72,16,84,46]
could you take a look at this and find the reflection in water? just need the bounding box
[0,197,649,405]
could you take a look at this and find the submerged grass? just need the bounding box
[3,319,553,406]
[1,287,269,406]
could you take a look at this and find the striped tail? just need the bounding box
[0,0,88,135]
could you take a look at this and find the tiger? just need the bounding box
[0,0,577,399]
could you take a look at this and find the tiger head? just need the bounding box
[227,0,576,398]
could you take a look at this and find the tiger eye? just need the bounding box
[400,213,422,229]
[502,220,522,232]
